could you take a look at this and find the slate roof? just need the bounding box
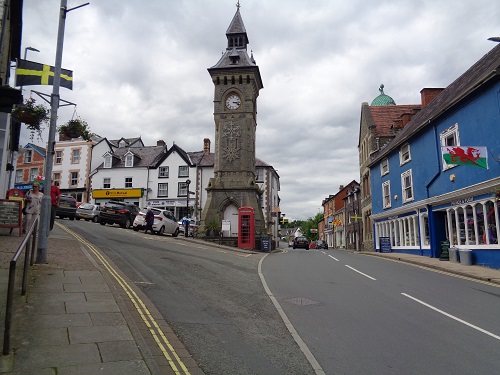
[370,43,500,165]
[105,146,166,169]
[25,143,46,157]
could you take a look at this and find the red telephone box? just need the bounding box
[238,206,255,249]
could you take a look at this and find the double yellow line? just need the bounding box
[60,225,191,374]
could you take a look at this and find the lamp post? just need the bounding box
[7,46,40,189]
[185,179,191,237]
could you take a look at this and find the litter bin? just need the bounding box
[449,247,459,263]
[459,249,472,265]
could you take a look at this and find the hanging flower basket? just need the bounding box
[58,118,93,141]
[11,98,50,141]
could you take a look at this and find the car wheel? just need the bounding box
[76,217,81,221]
[157,226,165,236]
[70,216,74,221]
[172,228,179,237]
[124,219,132,229]
[306,247,309,250]
[293,246,296,249]
[92,216,98,223]
[100,221,106,226]
[133,227,139,232]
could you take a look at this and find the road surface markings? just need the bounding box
[60,225,191,374]
[402,293,500,341]
[327,254,339,261]
[258,254,327,375]
[345,265,377,280]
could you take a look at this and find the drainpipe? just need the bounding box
[425,123,441,198]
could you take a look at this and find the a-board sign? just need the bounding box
[261,237,271,252]
[379,237,392,253]
[0,199,22,235]
[440,240,450,260]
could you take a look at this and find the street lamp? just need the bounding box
[185,179,191,237]
[24,46,41,59]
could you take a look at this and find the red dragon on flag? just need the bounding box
[442,146,488,169]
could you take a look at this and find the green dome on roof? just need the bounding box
[371,84,396,106]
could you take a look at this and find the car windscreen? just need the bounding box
[79,203,94,209]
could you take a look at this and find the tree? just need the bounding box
[300,213,323,241]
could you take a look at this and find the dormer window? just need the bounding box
[104,154,112,168]
[125,153,134,167]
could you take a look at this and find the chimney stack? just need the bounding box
[204,138,211,154]
[157,140,166,146]
[420,88,444,108]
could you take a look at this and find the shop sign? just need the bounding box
[92,188,143,199]
[450,197,473,206]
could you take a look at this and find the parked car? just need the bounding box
[76,203,100,222]
[133,208,179,236]
[178,217,199,236]
[293,236,309,250]
[98,201,140,229]
[56,195,77,220]
[288,240,294,247]
[309,241,317,249]
[315,240,328,249]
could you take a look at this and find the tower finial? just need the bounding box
[379,84,385,94]
[236,1,241,10]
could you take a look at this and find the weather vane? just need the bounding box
[236,1,241,10]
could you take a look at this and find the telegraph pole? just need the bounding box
[36,0,89,263]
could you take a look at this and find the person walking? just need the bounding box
[24,182,44,233]
[145,207,155,234]
[50,181,61,230]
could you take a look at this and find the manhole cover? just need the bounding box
[285,297,319,306]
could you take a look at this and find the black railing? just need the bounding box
[2,218,38,355]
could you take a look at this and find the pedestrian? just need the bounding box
[23,182,44,234]
[145,206,154,234]
[50,181,61,230]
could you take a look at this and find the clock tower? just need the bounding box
[201,4,265,236]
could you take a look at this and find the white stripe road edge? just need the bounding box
[258,254,327,375]
[345,265,377,280]
[328,254,339,261]
[401,293,500,341]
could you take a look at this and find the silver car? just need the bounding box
[75,203,100,222]
[133,208,179,236]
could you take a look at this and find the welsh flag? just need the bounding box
[442,146,488,169]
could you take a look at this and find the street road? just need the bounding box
[63,219,316,375]
[62,219,500,375]
[262,248,500,375]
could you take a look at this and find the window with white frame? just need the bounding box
[55,150,62,164]
[178,166,189,177]
[125,153,133,167]
[70,171,78,186]
[256,168,264,182]
[15,169,23,183]
[380,158,389,176]
[440,123,460,170]
[401,169,414,203]
[399,143,411,165]
[103,177,111,189]
[125,177,133,188]
[53,172,61,185]
[29,167,38,182]
[158,183,168,197]
[24,150,32,163]
[71,149,80,163]
[178,182,188,196]
[382,181,391,209]
[159,166,169,178]
[104,154,112,168]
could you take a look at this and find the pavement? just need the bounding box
[1,227,500,375]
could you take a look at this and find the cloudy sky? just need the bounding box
[17,0,499,221]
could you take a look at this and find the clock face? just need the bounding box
[225,94,241,110]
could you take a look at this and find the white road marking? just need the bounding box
[328,255,339,262]
[345,265,377,280]
[402,293,500,341]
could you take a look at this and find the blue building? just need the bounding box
[369,44,500,269]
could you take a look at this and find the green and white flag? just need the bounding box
[442,146,488,169]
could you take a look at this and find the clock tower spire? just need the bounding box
[201,4,265,239]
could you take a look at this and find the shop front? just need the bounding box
[92,188,144,206]
[145,198,195,221]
